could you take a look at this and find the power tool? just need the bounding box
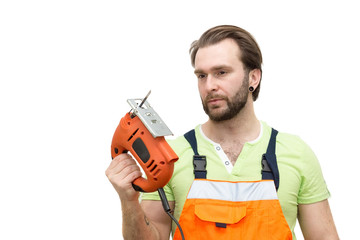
[110,91,185,239]
[110,91,179,192]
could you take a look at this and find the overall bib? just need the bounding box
[173,128,292,240]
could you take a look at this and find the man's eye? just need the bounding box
[217,71,226,76]
[197,74,206,79]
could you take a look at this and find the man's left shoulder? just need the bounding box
[275,130,313,156]
[263,122,307,150]
[277,131,304,145]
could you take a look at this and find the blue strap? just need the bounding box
[261,128,280,191]
[184,129,199,155]
[184,129,207,179]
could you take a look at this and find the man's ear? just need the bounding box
[248,69,262,90]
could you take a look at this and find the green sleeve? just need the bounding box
[140,181,175,202]
[297,142,330,204]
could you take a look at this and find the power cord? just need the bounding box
[157,188,185,240]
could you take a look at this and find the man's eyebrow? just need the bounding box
[194,69,204,74]
[194,65,231,74]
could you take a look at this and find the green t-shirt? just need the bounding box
[141,122,330,239]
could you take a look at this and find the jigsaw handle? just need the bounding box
[110,143,146,192]
[111,138,149,192]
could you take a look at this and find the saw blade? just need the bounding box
[138,90,151,108]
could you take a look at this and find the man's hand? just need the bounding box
[105,153,142,202]
[105,154,172,240]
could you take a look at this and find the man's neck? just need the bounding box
[202,101,261,144]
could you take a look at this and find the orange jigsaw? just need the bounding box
[111,91,178,192]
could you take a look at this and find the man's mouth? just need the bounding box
[208,98,223,104]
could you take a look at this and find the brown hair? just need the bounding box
[190,25,263,101]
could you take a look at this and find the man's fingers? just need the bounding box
[106,153,136,174]
[122,166,143,183]
[112,162,141,180]
[106,153,142,185]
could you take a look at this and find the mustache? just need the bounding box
[204,94,227,102]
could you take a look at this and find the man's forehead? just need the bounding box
[194,39,243,71]
[198,39,241,55]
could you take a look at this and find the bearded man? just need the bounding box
[106,25,339,240]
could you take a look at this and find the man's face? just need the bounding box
[194,39,250,122]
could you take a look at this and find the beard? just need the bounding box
[202,76,249,122]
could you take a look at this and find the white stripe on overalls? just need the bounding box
[187,180,278,201]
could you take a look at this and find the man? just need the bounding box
[106,25,339,240]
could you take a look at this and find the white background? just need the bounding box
[1,0,359,239]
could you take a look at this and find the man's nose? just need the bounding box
[205,74,219,92]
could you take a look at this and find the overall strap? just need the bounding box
[261,128,280,191]
[184,129,207,179]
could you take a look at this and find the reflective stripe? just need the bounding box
[187,180,278,201]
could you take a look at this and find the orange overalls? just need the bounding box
[173,128,292,240]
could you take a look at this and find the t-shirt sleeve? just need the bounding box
[297,141,330,204]
[140,182,175,202]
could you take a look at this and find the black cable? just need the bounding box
[157,188,185,240]
[165,211,185,240]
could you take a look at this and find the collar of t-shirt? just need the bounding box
[199,121,263,174]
